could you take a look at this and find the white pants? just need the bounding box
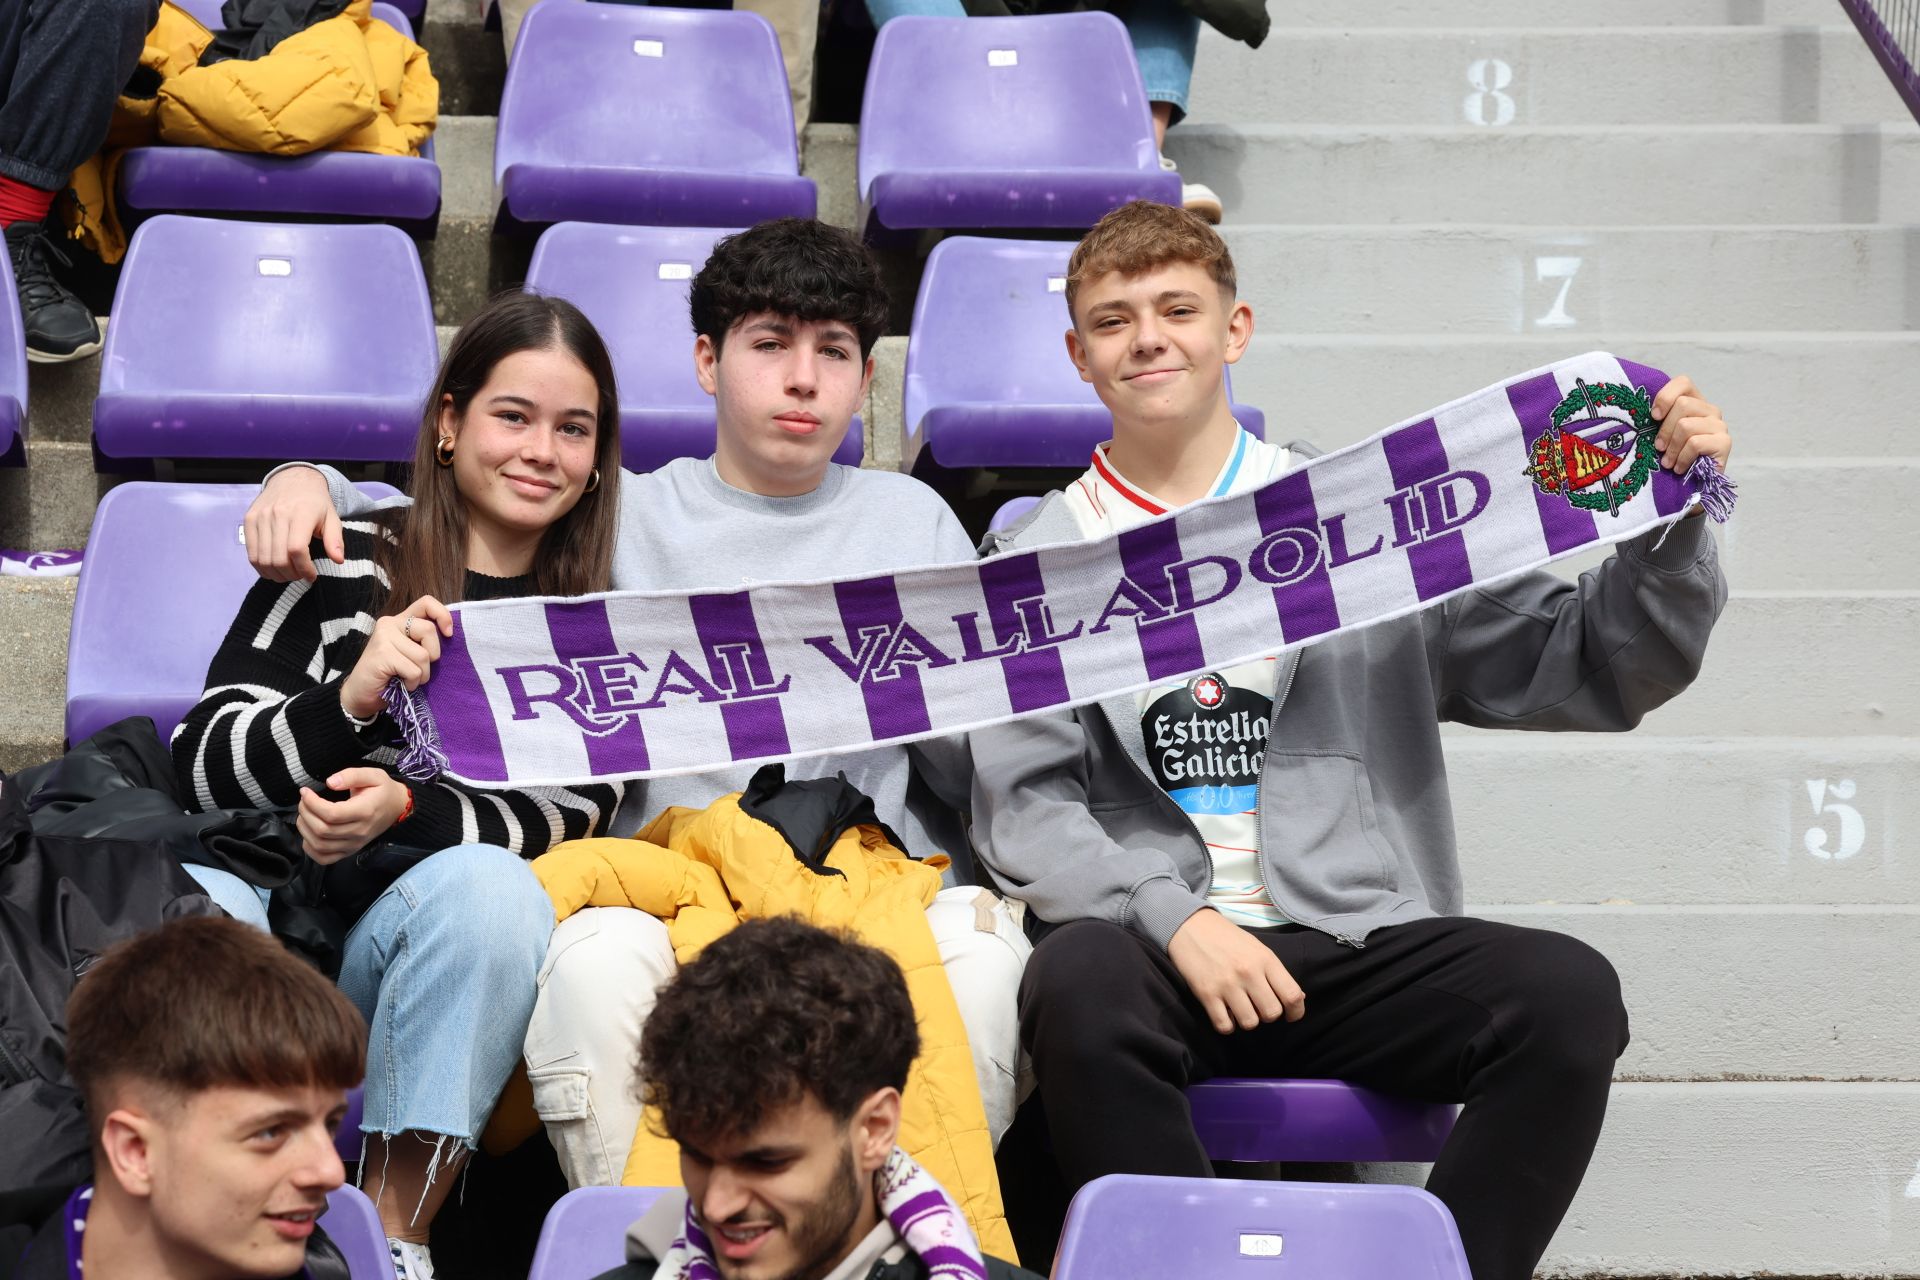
[523,886,1032,1188]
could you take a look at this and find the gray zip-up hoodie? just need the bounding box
[968,483,1728,948]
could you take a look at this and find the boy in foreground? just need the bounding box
[969,200,1734,1280]
[596,916,1037,1280]
[13,916,365,1280]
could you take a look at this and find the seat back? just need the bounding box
[1186,1077,1458,1164]
[319,1185,391,1280]
[526,222,861,470]
[905,237,1258,470]
[66,481,399,748]
[0,241,24,466]
[859,14,1161,196]
[94,217,437,462]
[1056,1175,1472,1280]
[529,1187,671,1280]
[987,495,1039,533]
[171,0,417,39]
[499,2,799,187]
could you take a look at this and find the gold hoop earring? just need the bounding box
[584,468,601,494]
[434,436,455,467]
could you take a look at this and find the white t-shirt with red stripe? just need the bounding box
[1061,427,1295,928]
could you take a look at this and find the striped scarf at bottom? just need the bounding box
[656,1147,988,1280]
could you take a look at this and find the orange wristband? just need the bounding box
[396,784,414,825]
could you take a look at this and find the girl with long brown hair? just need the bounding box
[173,292,626,1275]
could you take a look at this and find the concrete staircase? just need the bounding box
[2,0,1916,1273]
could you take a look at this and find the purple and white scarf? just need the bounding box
[655,1147,988,1280]
[387,352,1735,787]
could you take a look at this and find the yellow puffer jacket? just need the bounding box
[533,796,1018,1264]
[65,0,436,262]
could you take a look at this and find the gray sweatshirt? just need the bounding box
[968,489,1729,947]
[297,458,979,860]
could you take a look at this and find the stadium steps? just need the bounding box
[1,3,1914,1272]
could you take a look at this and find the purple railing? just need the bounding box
[1838,0,1920,124]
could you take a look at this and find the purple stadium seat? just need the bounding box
[337,1086,365,1163]
[119,2,439,227]
[529,1187,671,1280]
[904,237,1262,472]
[66,481,401,748]
[1056,1174,1471,1279]
[496,2,814,229]
[987,495,1038,533]
[319,1185,391,1280]
[1187,1078,1457,1165]
[858,14,1180,234]
[93,217,438,464]
[0,245,24,468]
[526,222,861,470]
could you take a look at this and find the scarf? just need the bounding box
[654,1148,988,1280]
[386,351,1735,787]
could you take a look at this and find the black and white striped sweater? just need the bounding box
[171,522,624,857]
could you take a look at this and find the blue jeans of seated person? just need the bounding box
[335,844,555,1152]
[864,0,1200,123]
[185,864,273,931]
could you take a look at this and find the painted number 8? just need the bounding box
[1465,59,1516,127]
[1804,779,1865,861]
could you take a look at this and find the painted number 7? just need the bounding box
[1533,256,1583,328]
[1804,779,1865,861]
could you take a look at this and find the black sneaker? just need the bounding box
[6,222,102,363]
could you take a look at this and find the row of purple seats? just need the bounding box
[493,3,1172,235]
[523,1175,1468,1280]
[0,247,24,467]
[88,217,860,470]
[906,238,1263,474]
[119,1,439,233]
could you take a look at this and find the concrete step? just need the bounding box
[1233,332,1920,460]
[0,442,111,552]
[1448,736,1920,906]
[1713,460,1918,590]
[1163,123,1920,225]
[0,577,75,773]
[1223,224,1920,332]
[1468,904,1918,1079]
[1354,1082,1920,1276]
[1430,590,1918,739]
[1188,26,1915,127]
[1268,0,1837,26]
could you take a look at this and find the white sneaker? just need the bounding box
[389,1238,437,1280]
[1160,154,1222,224]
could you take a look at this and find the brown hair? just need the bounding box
[375,291,623,612]
[66,917,366,1124]
[637,917,920,1148]
[1064,199,1237,323]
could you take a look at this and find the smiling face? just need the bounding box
[696,312,874,498]
[1066,260,1253,436]
[679,1090,895,1280]
[103,1082,348,1279]
[442,345,602,563]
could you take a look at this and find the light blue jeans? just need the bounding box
[334,843,555,1148]
[864,0,1200,122]
[185,864,272,930]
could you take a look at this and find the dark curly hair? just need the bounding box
[689,218,890,359]
[638,917,921,1147]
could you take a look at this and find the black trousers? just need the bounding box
[1019,915,1630,1280]
[0,0,157,191]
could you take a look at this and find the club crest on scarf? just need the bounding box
[1524,378,1659,518]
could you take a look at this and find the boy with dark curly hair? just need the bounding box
[236,219,1031,1191]
[10,916,366,1280]
[595,917,1038,1280]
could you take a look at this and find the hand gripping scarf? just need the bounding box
[655,1148,988,1280]
[385,352,1736,787]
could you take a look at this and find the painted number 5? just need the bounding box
[1465,59,1516,126]
[1804,779,1865,861]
